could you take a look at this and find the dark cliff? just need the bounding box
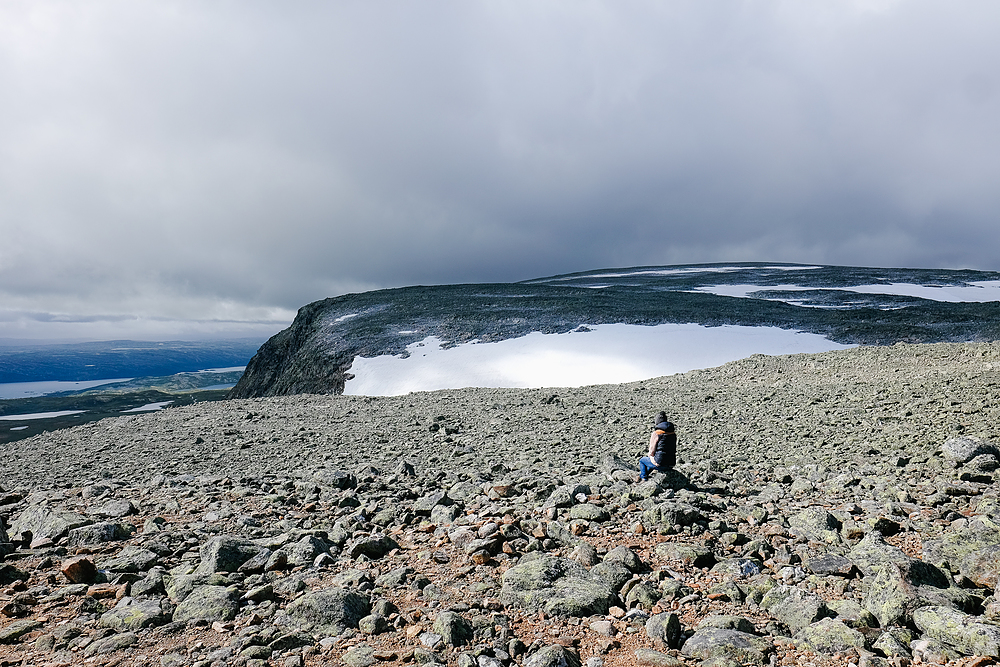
[228,264,1000,398]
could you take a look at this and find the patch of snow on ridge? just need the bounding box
[343,323,851,396]
[695,281,1000,304]
[0,410,86,421]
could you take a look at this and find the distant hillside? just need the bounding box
[0,338,265,384]
[230,263,1000,398]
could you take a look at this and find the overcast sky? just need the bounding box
[1,1,998,341]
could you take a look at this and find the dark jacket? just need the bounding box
[653,421,676,469]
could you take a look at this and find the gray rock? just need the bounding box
[99,597,172,631]
[99,545,158,572]
[645,612,681,648]
[279,587,370,635]
[680,627,773,665]
[696,615,755,634]
[10,505,90,542]
[942,436,999,463]
[524,645,581,667]
[642,502,702,528]
[500,555,617,617]
[196,535,263,574]
[633,649,683,666]
[587,560,632,593]
[342,643,376,667]
[654,542,715,568]
[913,605,1000,657]
[0,618,42,644]
[90,499,137,518]
[348,534,400,560]
[862,559,973,627]
[432,611,473,647]
[788,507,841,545]
[603,545,644,572]
[83,631,137,656]
[804,554,854,577]
[959,544,1000,589]
[848,531,912,577]
[792,617,867,654]
[172,585,240,624]
[66,521,134,546]
[760,585,829,634]
[568,504,610,522]
[285,535,328,567]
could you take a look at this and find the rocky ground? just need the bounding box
[1,341,999,667]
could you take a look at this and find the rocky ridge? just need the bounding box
[1,341,999,667]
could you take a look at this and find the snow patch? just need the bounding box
[344,323,851,396]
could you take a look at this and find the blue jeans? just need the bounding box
[639,456,660,480]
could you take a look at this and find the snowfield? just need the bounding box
[344,323,851,396]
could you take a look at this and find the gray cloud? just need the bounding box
[1,1,998,340]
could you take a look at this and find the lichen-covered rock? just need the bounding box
[196,535,263,574]
[760,585,829,633]
[912,605,1000,658]
[788,507,841,545]
[348,534,399,560]
[500,555,617,617]
[862,560,973,627]
[99,597,172,631]
[942,436,999,463]
[696,615,755,634]
[848,531,915,577]
[278,587,370,636]
[680,627,773,665]
[959,544,1000,589]
[432,611,473,647]
[65,521,134,546]
[524,644,581,667]
[172,585,240,624]
[10,505,90,542]
[645,612,681,648]
[98,546,158,573]
[792,617,867,654]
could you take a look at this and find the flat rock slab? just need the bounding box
[279,587,370,636]
[172,585,240,624]
[10,505,90,542]
[913,605,1000,658]
[680,627,773,665]
[99,597,172,631]
[501,555,617,617]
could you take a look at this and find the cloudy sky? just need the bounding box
[1,1,998,342]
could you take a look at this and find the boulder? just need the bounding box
[645,612,681,648]
[99,597,172,631]
[65,521,134,546]
[348,534,400,560]
[960,544,1000,589]
[792,617,867,654]
[172,585,240,624]
[500,555,617,617]
[524,644,581,667]
[10,505,90,542]
[99,546,158,573]
[432,611,473,647]
[760,585,829,633]
[942,436,999,463]
[862,559,974,627]
[680,627,773,665]
[788,507,841,545]
[279,587,370,636]
[196,535,263,574]
[913,605,1000,657]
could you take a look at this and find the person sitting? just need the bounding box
[638,411,676,481]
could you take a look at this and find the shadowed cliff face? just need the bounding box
[229,299,355,398]
[228,264,1000,398]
